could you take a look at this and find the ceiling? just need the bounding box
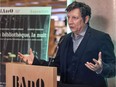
[0,0,66,10]
[0,0,67,20]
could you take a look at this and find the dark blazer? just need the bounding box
[53,26,116,87]
[33,26,115,87]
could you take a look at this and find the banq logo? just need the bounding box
[0,9,13,13]
[13,76,45,87]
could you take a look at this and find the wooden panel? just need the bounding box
[6,63,57,87]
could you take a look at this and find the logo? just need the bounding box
[0,9,13,13]
[13,76,45,87]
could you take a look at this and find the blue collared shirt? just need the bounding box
[71,25,88,52]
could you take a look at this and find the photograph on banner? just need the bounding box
[0,7,51,63]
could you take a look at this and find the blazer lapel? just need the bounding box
[74,27,91,67]
[60,33,72,82]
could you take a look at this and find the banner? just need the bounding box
[0,7,51,61]
[0,7,51,86]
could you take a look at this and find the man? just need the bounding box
[18,1,116,87]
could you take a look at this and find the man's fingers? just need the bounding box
[98,52,102,61]
[85,62,95,71]
[93,52,102,65]
[87,62,95,67]
[85,52,103,72]
[18,52,24,59]
[93,59,99,65]
[18,52,28,62]
[29,48,33,55]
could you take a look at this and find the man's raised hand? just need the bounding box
[18,48,34,65]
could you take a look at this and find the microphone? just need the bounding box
[48,57,54,66]
[48,36,64,66]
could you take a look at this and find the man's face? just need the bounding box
[67,8,88,34]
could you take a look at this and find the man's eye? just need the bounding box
[73,17,78,19]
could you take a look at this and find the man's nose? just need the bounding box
[68,18,73,24]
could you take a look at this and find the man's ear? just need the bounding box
[85,16,90,24]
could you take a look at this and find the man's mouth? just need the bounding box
[70,26,74,29]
